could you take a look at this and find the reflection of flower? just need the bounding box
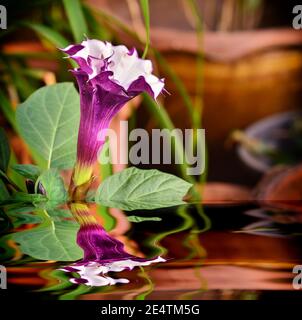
[61,258,165,286]
[61,40,164,194]
[60,203,165,286]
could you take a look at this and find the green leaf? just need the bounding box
[8,212,43,228]
[12,164,42,181]
[127,215,162,223]
[0,169,22,192]
[0,179,9,202]
[0,128,10,172]
[6,204,36,215]
[0,192,47,206]
[46,208,73,221]
[37,169,68,206]
[16,83,80,169]
[7,151,27,191]
[12,210,82,261]
[95,167,192,211]
[139,0,150,58]
[0,89,17,132]
[63,0,88,42]
[0,209,11,235]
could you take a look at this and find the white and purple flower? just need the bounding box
[60,203,165,286]
[61,40,164,192]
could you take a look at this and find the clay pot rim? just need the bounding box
[151,27,302,62]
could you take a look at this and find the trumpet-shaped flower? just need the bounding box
[60,203,165,286]
[61,40,164,194]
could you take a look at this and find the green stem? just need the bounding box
[139,0,150,58]
[143,94,195,184]
[98,140,116,231]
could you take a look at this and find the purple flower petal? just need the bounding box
[60,203,165,287]
[73,70,131,169]
[61,44,85,56]
[61,40,165,188]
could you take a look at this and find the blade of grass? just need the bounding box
[23,22,69,48]
[89,6,141,42]
[97,140,116,231]
[143,94,195,184]
[185,0,207,184]
[186,0,204,122]
[83,5,111,40]
[5,61,34,101]
[7,151,25,191]
[139,0,150,58]
[0,89,17,132]
[62,0,88,42]
[19,22,76,68]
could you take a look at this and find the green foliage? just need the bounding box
[127,216,162,223]
[16,83,80,170]
[62,0,88,42]
[0,209,11,234]
[0,89,17,132]
[3,192,47,206]
[12,209,82,261]
[139,0,150,58]
[37,169,68,206]
[0,180,9,201]
[0,128,10,173]
[95,167,192,211]
[24,22,69,48]
[8,212,43,228]
[12,164,42,181]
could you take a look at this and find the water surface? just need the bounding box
[1,203,302,300]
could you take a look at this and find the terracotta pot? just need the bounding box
[155,29,302,145]
[255,165,302,212]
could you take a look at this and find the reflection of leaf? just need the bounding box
[0,192,47,206]
[16,83,80,169]
[127,215,162,223]
[47,208,73,222]
[12,164,41,181]
[0,234,15,262]
[8,212,43,228]
[12,210,82,261]
[0,209,11,234]
[0,128,10,172]
[95,167,192,211]
[37,169,68,206]
[6,204,35,215]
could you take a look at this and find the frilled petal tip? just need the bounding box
[59,256,165,287]
[61,44,85,56]
[61,39,164,99]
